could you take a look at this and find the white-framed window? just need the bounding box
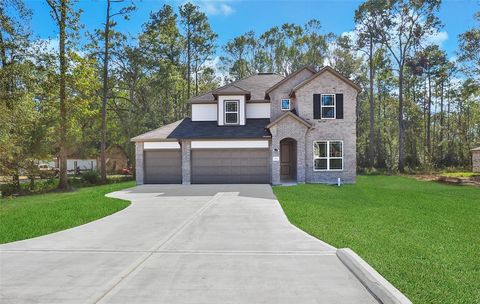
[281,98,290,110]
[321,94,335,119]
[313,140,343,171]
[224,100,239,125]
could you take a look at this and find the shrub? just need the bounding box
[81,170,100,185]
[1,179,58,198]
[0,183,20,197]
[107,175,134,184]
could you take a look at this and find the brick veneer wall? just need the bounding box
[135,142,144,184]
[181,140,191,184]
[295,70,358,184]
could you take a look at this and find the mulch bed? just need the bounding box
[411,174,480,187]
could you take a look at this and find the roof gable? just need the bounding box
[212,84,250,97]
[290,66,361,96]
[265,66,317,97]
[266,111,312,129]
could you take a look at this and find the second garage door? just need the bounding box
[191,149,270,184]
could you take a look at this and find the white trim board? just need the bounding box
[191,140,269,149]
[144,142,181,150]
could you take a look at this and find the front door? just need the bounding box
[280,140,294,180]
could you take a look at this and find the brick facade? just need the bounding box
[182,140,191,184]
[269,68,315,121]
[269,69,358,184]
[135,142,144,184]
[269,115,308,184]
[295,70,358,183]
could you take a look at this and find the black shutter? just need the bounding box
[336,94,344,119]
[313,94,321,119]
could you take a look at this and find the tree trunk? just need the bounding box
[439,80,444,162]
[58,0,68,189]
[100,0,111,184]
[398,66,405,172]
[368,37,375,168]
[426,72,432,161]
[186,19,191,99]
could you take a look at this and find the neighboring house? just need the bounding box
[97,145,128,173]
[132,66,361,185]
[472,147,480,173]
[52,154,97,173]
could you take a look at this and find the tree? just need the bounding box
[98,0,135,183]
[179,3,216,98]
[221,32,257,80]
[355,9,380,167]
[413,45,447,160]
[355,0,441,171]
[46,0,81,189]
[458,11,480,79]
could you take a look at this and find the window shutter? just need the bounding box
[313,94,321,119]
[336,94,344,119]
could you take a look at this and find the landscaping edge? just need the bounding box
[337,248,412,304]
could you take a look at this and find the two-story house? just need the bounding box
[131,66,361,185]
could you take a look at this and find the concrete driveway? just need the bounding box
[0,185,377,304]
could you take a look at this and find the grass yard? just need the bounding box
[273,176,480,304]
[0,181,135,244]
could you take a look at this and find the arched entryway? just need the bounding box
[280,138,297,182]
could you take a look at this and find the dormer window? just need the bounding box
[224,100,239,125]
[281,98,290,111]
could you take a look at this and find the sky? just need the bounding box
[26,0,480,60]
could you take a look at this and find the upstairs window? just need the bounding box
[281,98,290,110]
[314,141,343,171]
[321,94,335,119]
[224,100,239,125]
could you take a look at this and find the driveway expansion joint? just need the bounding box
[90,192,227,304]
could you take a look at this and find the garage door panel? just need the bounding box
[144,150,182,184]
[191,149,270,184]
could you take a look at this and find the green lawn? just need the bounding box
[0,181,135,244]
[273,176,480,304]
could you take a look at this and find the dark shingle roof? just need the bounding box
[188,73,284,104]
[131,119,183,142]
[168,118,271,139]
[212,84,251,96]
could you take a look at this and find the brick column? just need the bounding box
[270,127,281,185]
[135,142,144,185]
[296,136,306,183]
[181,140,191,184]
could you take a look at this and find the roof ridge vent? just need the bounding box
[257,72,275,75]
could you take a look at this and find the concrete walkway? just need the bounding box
[0,185,377,304]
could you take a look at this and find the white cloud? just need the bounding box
[204,56,227,83]
[197,1,235,16]
[341,30,357,41]
[35,38,59,54]
[425,30,448,47]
